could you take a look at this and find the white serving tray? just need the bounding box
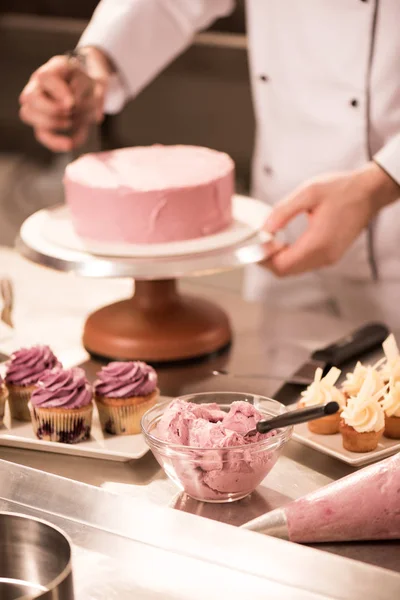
[0,396,171,462]
[293,423,400,467]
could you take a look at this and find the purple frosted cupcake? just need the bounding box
[0,374,8,426]
[29,367,93,444]
[94,361,159,435]
[5,345,60,421]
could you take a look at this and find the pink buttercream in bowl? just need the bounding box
[141,393,292,503]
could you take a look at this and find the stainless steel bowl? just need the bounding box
[0,512,74,599]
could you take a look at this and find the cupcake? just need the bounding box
[341,360,384,402]
[381,377,400,439]
[340,369,386,453]
[29,367,93,444]
[299,367,345,434]
[5,345,60,421]
[0,374,8,426]
[380,334,400,384]
[94,361,159,435]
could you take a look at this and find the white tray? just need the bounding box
[39,194,272,258]
[293,423,400,467]
[0,396,171,462]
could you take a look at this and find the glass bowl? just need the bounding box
[141,392,292,503]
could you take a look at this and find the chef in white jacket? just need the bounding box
[19,1,400,327]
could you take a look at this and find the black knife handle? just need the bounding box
[256,402,339,434]
[311,322,389,368]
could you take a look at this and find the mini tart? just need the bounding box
[298,400,340,435]
[95,388,159,435]
[30,402,93,444]
[339,419,384,453]
[384,415,400,439]
[6,383,36,421]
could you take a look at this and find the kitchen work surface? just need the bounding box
[0,459,399,600]
[0,246,399,579]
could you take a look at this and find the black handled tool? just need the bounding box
[273,322,389,405]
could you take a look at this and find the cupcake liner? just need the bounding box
[0,388,8,426]
[340,420,384,453]
[95,389,158,436]
[7,384,36,421]
[384,415,400,439]
[30,403,93,444]
[307,412,340,435]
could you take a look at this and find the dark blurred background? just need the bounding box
[0,1,253,245]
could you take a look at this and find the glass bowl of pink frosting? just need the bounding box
[141,392,292,503]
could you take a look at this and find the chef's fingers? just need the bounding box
[258,239,287,266]
[34,128,74,153]
[264,228,332,276]
[265,184,321,234]
[35,74,74,111]
[19,104,72,131]
[20,88,71,118]
[20,56,75,109]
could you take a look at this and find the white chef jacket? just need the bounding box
[79,0,400,326]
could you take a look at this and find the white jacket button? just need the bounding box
[350,98,359,107]
[263,165,273,175]
[259,74,269,82]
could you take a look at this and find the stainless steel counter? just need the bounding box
[1,276,399,581]
[1,459,399,600]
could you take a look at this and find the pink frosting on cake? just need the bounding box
[64,145,234,244]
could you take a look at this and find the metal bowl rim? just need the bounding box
[0,511,73,598]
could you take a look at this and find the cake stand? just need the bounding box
[17,195,273,362]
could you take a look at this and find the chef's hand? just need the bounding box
[262,162,400,276]
[19,48,113,152]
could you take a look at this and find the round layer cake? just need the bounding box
[64,144,234,244]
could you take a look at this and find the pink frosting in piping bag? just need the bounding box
[285,452,400,542]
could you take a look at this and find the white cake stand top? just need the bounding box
[17,194,273,280]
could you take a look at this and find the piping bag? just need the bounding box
[242,452,400,542]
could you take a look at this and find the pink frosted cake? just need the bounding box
[64,145,234,244]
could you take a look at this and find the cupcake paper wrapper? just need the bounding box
[0,389,7,425]
[96,394,157,436]
[308,412,340,435]
[7,385,35,421]
[384,415,400,439]
[340,423,384,453]
[30,403,93,444]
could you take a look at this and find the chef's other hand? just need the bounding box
[19,48,113,152]
[263,162,400,277]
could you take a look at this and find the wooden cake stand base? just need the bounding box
[83,279,232,362]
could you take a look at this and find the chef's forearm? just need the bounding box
[77,0,235,113]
